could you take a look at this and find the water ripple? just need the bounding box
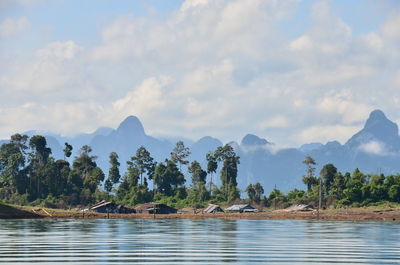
[0,219,399,264]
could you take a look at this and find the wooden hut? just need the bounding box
[136,203,177,214]
[225,204,257,213]
[89,200,135,214]
[204,204,224,213]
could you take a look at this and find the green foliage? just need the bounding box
[302,156,317,192]
[320,163,337,194]
[4,131,400,211]
[170,141,191,169]
[63,142,73,159]
[286,189,306,204]
[265,188,286,208]
[129,146,156,185]
[213,144,240,201]
[188,161,207,187]
[187,161,209,205]
[105,152,121,192]
[153,159,185,196]
[246,182,264,203]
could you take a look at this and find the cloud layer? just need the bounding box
[0,0,399,146]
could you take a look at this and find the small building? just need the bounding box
[204,204,224,213]
[285,204,314,211]
[136,203,177,214]
[89,200,135,214]
[225,204,257,213]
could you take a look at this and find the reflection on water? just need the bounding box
[0,218,399,264]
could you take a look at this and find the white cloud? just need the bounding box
[289,35,312,51]
[0,0,400,147]
[110,76,171,122]
[296,125,361,144]
[316,90,372,124]
[258,116,290,129]
[1,41,84,95]
[180,0,209,12]
[0,17,29,38]
[382,10,400,40]
[358,141,390,156]
[36,41,82,60]
[361,32,384,51]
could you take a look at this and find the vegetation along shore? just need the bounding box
[1,133,400,221]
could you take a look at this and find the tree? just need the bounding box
[0,142,27,196]
[329,172,346,199]
[320,163,337,195]
[188,161,208,203]
[153,159,185,196]
[63,142,73,160]
[188,161,207,187]
[286,189,305,204]
[28,135,52,198]
[302,156,318,192]
[105,152,120,192]
[206,152,218,192]
[104,179,113,193]
[130,146,156,185]
[10,133,29,153]
[71,145,104,202]
[246,184,256,201]
[214,144,240,201]
[254,182,264,203]
[74,145,97,178]
[246,182,264,203]
[268,188,285,208]
[170,141,191,171]
[343,168,366,203]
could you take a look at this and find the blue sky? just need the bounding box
[1,0,400,147]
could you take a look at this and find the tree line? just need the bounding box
[263,156,400,208]
[1,133,400,209]
[0,134,242,208]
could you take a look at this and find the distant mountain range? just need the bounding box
[4,109,400,193]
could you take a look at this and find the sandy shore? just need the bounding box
[1,204,400,222]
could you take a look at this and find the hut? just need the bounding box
[136,203,177,214]
[225,204,257,213]
[204,204,224,213]
[89,200,135,214]
[285,204,314,211]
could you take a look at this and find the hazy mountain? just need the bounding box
[2,109,400,193]
[346,110,400,152]
[299,142,323,152]
[89,116,174,173]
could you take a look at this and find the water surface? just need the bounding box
[0,219,399,264]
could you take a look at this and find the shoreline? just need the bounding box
[1,204,399,222]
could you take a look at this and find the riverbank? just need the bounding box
[1,204,399,221]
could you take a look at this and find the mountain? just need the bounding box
[241,134,270,146]
[346,110,400,153]
[2,109,400,193]
[299,142,323,152]
[89,116,174,173]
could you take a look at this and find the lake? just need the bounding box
[0,219,399,264]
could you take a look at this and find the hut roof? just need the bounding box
[204,204,223,213]
[89,200,113,210]
[136,203,158,211]
[285,204,314,211]
[225,204,256,212]
[135,203,176,210]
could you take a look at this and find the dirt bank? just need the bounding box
[0,204,42,219]
[1,204,399,222]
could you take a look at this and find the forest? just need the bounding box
[0,133,400,209]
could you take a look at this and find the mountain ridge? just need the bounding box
[3,109,400,192]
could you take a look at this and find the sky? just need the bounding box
[0,0,400,147]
